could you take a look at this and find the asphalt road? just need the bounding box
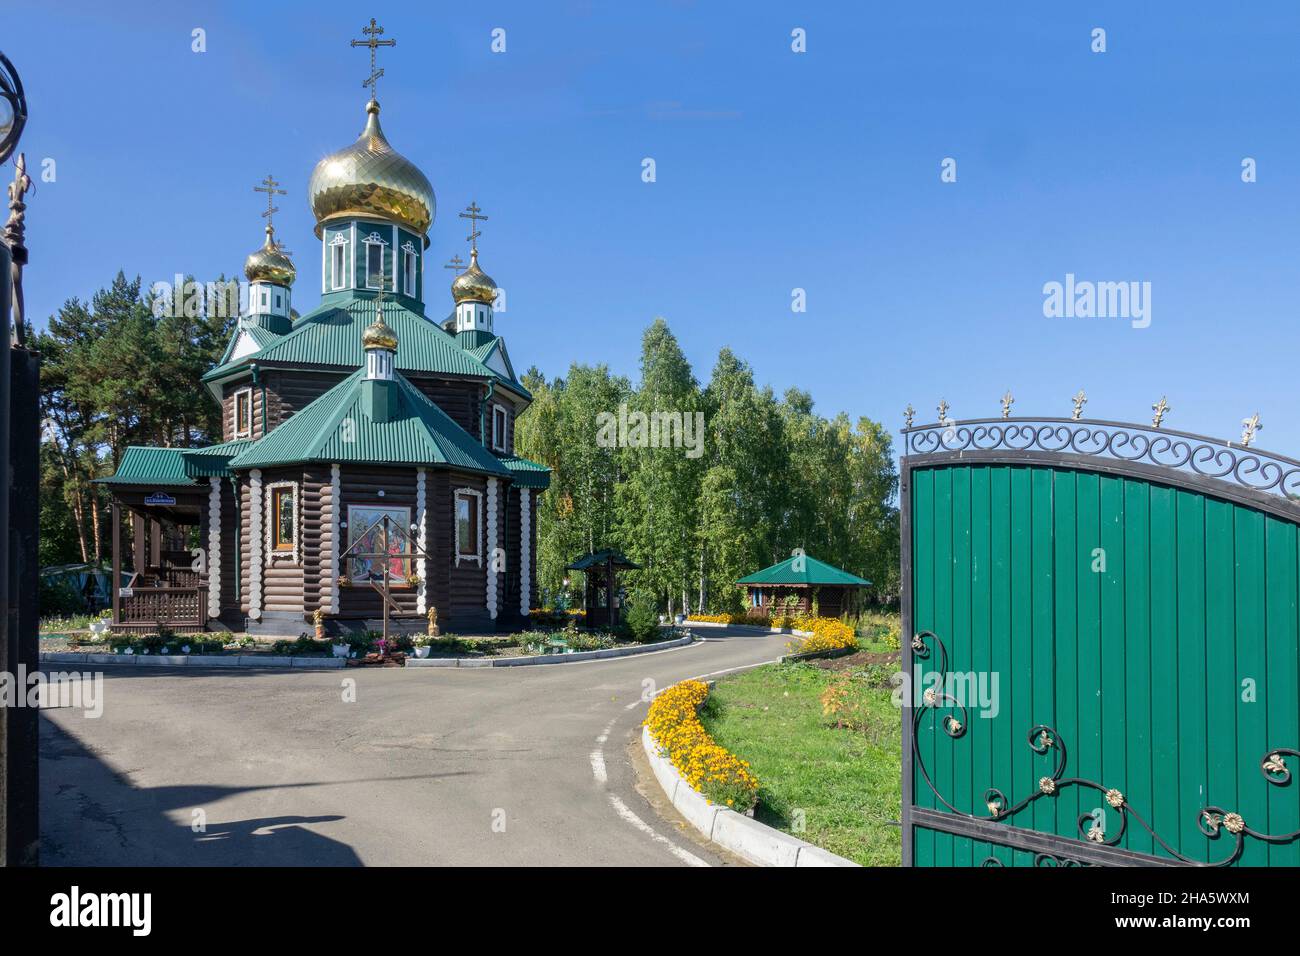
[39,628,790,866]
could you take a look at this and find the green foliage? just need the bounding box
[38,577,83,618]
[624,590,661,643]
[514,322,900,620]
[37,271,235,569]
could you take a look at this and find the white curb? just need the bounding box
[404,633,695,667]
[641,726,859,867]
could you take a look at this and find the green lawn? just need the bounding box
[700,659,902,866]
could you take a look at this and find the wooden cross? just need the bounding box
[444,254,466,273]
[352,18,396,98]
[253,173,286,230]
[338,513,433,647]
[459,201,488,252]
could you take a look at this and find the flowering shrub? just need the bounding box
[789,616,859,654]
[686,613,731,624]
[644,680,759,811]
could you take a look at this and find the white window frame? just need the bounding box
[402,241,418,295]
[362,232,390,290]
[265,481,299,565]
[491,403,508,453]
[454,487,483,565]
[233,387,253,439]
[329,234,348,291]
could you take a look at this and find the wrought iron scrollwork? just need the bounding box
[902,417,1300,502]
[912,631,1300,866]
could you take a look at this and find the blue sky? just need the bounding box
[15,1,1300,450]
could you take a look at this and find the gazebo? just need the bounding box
[566,549,640,627]
[736,554,870,619]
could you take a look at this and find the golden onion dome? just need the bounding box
[361,310,398,351]
[308,99,434,244]
[450,249,497,305]
[244,226,297,286]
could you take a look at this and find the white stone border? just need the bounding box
[486,477,499,619]
[404,632,694,667]
[207,478,222,618]
[248,469,263,621]
[642,694,859,867]
[518,487,531,616]
[415,468,428,614]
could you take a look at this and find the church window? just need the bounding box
[268,483,298,557]
[455,489,482,563]
[329,235,348,291]
[233,388,252,439]
[402,242,417,294]
[491,404,508,452]
[363,232,389,290]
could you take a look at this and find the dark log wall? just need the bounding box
[264,369,347,426]
[222,380,267,442]
[218,479,240,616]
[447,472,488,623]
[409,376,482,438]
[261,466,305,614]
[503,484,522,615]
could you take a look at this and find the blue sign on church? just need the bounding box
[144,492,177,506]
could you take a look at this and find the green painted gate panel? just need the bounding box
[910,462,1300,866]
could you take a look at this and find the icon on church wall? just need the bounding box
[347,505,411,583]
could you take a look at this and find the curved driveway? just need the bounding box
[39,628,789,866]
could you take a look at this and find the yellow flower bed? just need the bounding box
[686,613,731,624]
[789,615,859,654]
[644,680,759,811]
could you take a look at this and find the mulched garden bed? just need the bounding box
[805,649,901,672]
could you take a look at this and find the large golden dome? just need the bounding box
[244,226,296,286]
[308,99,434,243]
[451,249,497,305]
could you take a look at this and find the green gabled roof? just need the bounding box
[228,369,510,475]
[216,323,283,367]
[499,454,551,489]
[567,549,640,571]
[98,447,196,487]
[736,554,871,587]
[203,295,500,385]
[98,440,252,487]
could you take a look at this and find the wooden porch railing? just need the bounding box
[117,584,208,628]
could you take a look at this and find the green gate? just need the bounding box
[900,412,1300,866]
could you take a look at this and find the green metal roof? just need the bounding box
[98,447,195,487]
[228,369,510,476]
[98,441,252,487]
[735,554,871,587]
[566,549,640,571]
[500,455,551,489]
[205,295,505,385]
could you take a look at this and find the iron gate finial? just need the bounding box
[1071,390,1087,420]
[1001,391,1014,419]
[1152,396,1170,428]
[904,404,915,429]
[1242,413,1262,447]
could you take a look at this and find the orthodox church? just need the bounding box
[100,25,549,635]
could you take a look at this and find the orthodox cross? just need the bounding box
[1071,390,1087,421]
[1151,396,1170,428]
[1000,391,1014,419]
[903,404,915,429]
[253,173,285,233]
[1241,413,1262,447]
[352,18,396,99]
[459,200,488,253]
[444,254,466,273]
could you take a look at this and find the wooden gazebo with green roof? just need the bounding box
[566,549,640,627]
[736,554,870,619]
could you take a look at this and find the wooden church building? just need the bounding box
[100,39,549,636]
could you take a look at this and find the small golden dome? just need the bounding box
[244,226,296,286]
[451,249,497,305]
[361,310,398,351]
[309,99,434,243]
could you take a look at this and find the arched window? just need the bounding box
[329,234,348,291]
